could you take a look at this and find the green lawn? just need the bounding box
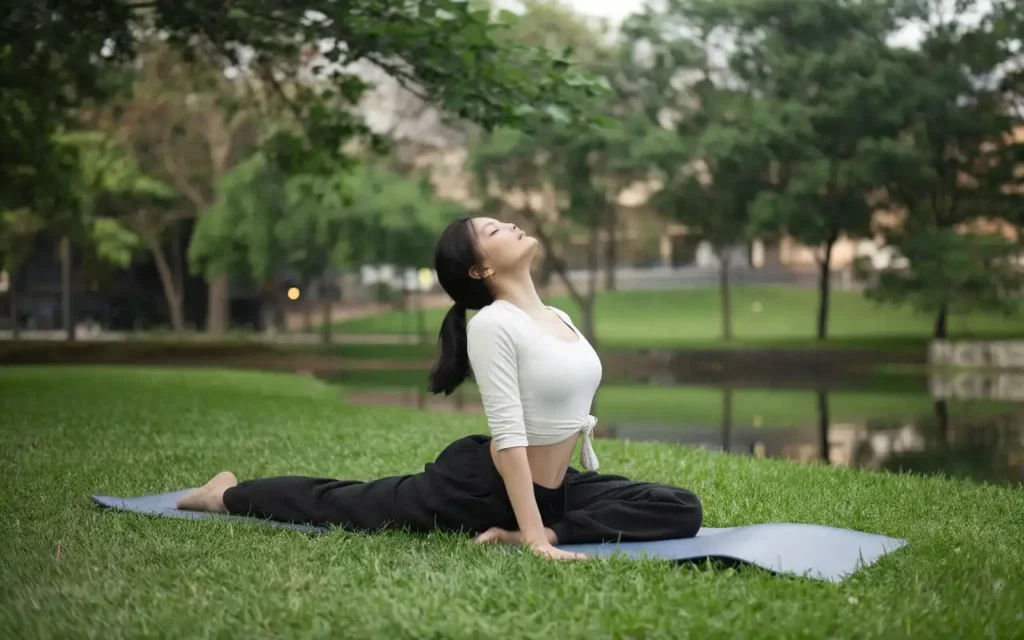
[331,286,1024,350]
[2,366,1023,638]
[0,339,441,363]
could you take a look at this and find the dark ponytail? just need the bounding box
[428,303,469,395]
[427,216,495,395]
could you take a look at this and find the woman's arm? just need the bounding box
[467,313,586,560]
[466,314,547,544]
[492,447,549,545]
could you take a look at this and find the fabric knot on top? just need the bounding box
[579,415,599,471]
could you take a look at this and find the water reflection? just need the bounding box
[341,385,1024,487]
[604,395,1024,487]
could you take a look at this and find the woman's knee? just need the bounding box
[654,485,702,535]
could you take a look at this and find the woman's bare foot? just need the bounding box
[176,471,238,513]
[473,527,557,546]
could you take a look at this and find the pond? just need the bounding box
[324,370,1024,488]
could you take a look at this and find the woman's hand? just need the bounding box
[525,542,588,561]
[474,527,588,561]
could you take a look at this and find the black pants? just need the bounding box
[223,434,702,545]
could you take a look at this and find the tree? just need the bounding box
[0,209,46,339]
[864,229,1023,332]
[93,39,266,335]
[1,4,130,217]
[716,0,917,340]
[189,153,320,333]
[189,156,464,339]
[340,163,467,342]
[991,0,1024,126]
[0,131,153,338]
[863,0,1024,337]
[4,0,605,217]
[625,1,772,340]
[7,1,606,336]
[63,130,187,331]
[502,0,643,294]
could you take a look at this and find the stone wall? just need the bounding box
[930,371,1024,402]
[929,341,1024,369]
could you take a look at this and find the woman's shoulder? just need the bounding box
[467,300,520,334]
[466,302,525,352]
[546,305,574,324]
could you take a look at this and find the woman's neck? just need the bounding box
[493,272,547,316]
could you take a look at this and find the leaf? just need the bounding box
[544,104,571,124]
[90,218,140,268]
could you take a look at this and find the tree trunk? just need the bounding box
[414,287,426,345]
[817,237,836,341]
[302,280,313,333]
[171,223,185,315]
[934,302,949,339]
[321,297,333,345]
[580,296,597,347]
[604,208,617,292]
[721,387,733,452]
[584,214,600,346]
[265,286,285,333]
[817,390,831,464]
[147,236,185,333]
[9,265,19,340]
[934,398,950,446]
[60,236,73,342]
[206,274,230,334]
[718,249,733,341]
[261,287,284,333]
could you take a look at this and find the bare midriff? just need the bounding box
[489,433,580,489]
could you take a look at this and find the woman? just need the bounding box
[178,216,702,561]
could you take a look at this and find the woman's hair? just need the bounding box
[428,217,495,395]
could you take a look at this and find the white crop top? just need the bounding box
[466,299,603,470]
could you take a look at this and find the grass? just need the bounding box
[330,286,1024,350]
[2,366,1023,639]
[0,339,440,363]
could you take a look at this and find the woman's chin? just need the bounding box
[522,239,540,259]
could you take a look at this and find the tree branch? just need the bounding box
[159,124,209,209]
[363,54,434,104]
[257,63,306,123]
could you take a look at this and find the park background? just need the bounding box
[2,1,1024,637]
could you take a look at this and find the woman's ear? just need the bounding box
[469,265,494,280]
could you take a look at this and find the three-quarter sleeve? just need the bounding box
[467,312,528,450]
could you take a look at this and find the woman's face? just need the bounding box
[469,217,539,278]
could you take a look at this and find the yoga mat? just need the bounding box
[92,490,906,582]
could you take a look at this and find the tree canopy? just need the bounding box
[3,0,606,218]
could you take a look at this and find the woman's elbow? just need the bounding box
[492,431,529,452]
[492,440,529,475]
